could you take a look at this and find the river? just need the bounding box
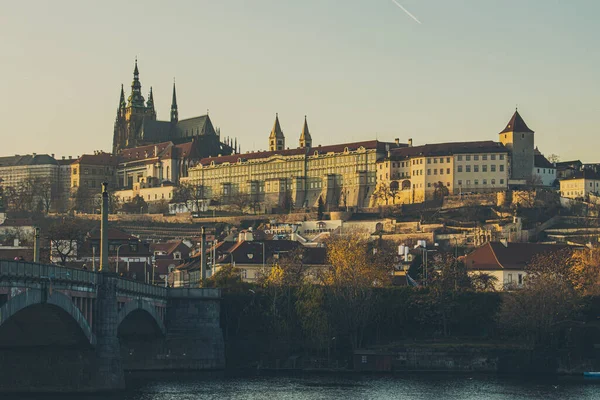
[4,373,600,399]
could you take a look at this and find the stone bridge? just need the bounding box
[0,260,224,393]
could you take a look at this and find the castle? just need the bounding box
[112,60,238,158]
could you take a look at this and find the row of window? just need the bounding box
[457,165,504,173]
[73,167,114,176]
[457,154,504,161]
[536,168,554,174]
[457,179,504,186]
[427,168,451,176]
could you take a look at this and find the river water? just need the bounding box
[5,373,600,399]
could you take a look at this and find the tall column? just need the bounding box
[200,226,207,285]
[95,181,125,390]
[33,227,40,263]
[100,182,109,272]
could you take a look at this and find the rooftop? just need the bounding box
[388,141,508,160]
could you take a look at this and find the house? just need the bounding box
[150,240,191,283]
[171,231,328,286]
[465,241,572,291]
[50,227,152,282]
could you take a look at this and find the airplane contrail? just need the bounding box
[390,0,422,24]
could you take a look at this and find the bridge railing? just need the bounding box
[0,260,97,285]
[116,278,168,298]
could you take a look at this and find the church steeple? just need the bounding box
[128,58,145,108]
[170,80,178,123]
[147,87,155,110]
[118,84,126,111]
[299,115,312,149]
[269,113,285,151]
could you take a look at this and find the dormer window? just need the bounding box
[174,252,181,260]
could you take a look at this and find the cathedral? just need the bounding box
[112,60,238,157]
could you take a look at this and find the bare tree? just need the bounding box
[228,193,251,214]
[173,182,205,213]
[46,218,91,265]
[374,182,392,205]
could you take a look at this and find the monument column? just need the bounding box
[95,182,125,390]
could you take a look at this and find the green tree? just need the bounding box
[120,194,148,214]
[317,195,325,220]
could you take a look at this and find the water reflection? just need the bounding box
[5,372,600,400]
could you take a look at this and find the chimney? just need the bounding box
[32,153,37,156]
[68,156,72,159]
[408,138,413,147]
[395,138,400,146]
[51,153,55,158]
[62,156,65,160]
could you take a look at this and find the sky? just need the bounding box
[0,0,598,161]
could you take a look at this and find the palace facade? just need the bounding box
[182,115,405,211]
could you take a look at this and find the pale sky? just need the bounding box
[1,0,598,161]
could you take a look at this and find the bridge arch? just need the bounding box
[0,289,95,346]
[117,299,166,337]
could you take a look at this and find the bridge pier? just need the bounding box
[95,272,125,391]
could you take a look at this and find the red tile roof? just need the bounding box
[120,142,173,162]
[75,152,119,166]
[466,242,572,271]
[499,110,534,134]
[198,140,402,166]
[389,141,507,159]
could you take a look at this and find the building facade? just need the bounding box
[560,170,600,199]
[533,153,556,187]
[182,116,404,210]
[375,141,510,204]
[112,60,237,158]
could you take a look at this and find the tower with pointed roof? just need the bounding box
[112,60,157,154]
[299,116,312,149]
[111,60,236,159]
[170,81,178,124]
[269,114,285,151]
[499,109,535,181]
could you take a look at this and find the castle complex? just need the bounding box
[112,60,237,159]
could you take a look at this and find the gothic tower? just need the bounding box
[299,115,312,149]
[499,109,535,182]
[112,60,157,154]
[170,80,178,124]
[269,113,285,152]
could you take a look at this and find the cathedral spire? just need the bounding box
[128,58,145,107]
[118,84,126,110]
[299,115,312,148]
[170,79,178,123]
[147,87,155,110]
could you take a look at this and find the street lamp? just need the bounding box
[115,243,130,275]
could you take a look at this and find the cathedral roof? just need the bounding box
[140,120,173,143]
[174,115,216,138]
[499,110,534,134]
